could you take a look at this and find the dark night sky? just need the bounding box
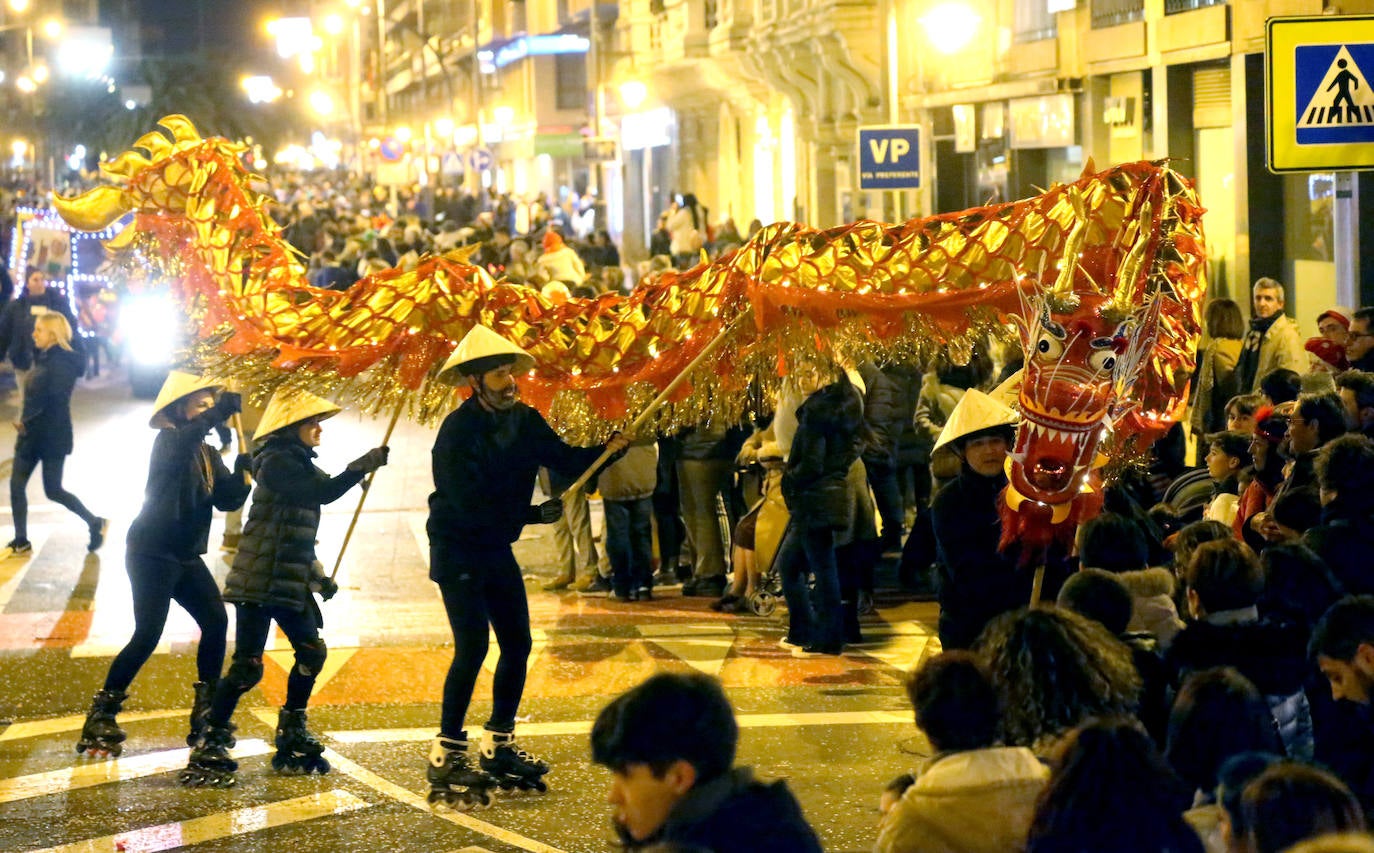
[133,0,277,58]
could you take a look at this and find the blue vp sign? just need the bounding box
[858,126,921,190]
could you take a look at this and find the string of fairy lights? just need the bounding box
[8,206,126,337]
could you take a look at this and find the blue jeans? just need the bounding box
[776,521,841,650]
[604,497,654,594]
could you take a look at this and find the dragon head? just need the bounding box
[52,115,246,236]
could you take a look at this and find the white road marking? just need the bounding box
[0,740,271,804]
[0,709,186,742]
[25,789,371,853]
[327,709,913,744]
[322,747,567,853]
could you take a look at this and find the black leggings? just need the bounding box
[209,603,325,725]
[11,451,96,541]
[104,553,228,692]
[434,543,531,737]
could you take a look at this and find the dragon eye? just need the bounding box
[1035,334,1064,360]
[1089,350,1117,373]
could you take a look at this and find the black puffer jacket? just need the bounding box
[17,344,83,458]
[127,398,250,558]
[857,361,902,468]
[781,380,865,530]
[223,434,365,612]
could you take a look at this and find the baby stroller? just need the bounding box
[742,444,789,616]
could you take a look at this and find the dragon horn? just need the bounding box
[158,115,202,145]
[1112,198,1154,314]
[134,130,174,159]
[99,149,153,181]
[51,185,132,232]
[1049,186,1089,298]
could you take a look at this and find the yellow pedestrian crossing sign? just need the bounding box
[1269,16,1374,172]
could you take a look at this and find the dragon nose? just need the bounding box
[1029,458,1072,492]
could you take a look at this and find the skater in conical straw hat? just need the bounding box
[928,388,1074,651]
[76,371,252,760]
[424,325,629,809]
[180,386,389,787]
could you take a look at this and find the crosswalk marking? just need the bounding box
[326,709,914,744]
[26,789,371,853]
[0,709,185,742]
[638,622,735,676]
[321,747,566,853]
[0,740,271,804]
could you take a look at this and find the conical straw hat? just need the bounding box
[437,325,536,385]
[990,368,1023,409]
[149,371,225,428]
[254,389,341,441]
[932,388,1019,454]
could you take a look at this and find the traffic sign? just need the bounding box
[857,125,921,190]
[1268,16,1374,172]
[378,137,404,162]
[466,147,494,173]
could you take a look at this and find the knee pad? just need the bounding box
[224,655,264,692]
[292,638,328,677]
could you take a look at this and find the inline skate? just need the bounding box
[185,681,223,747]
[480,727,549,793]
[178,723,238,787]
[427,734,496,811]
[75,690,127,758]
[271,707,330,775]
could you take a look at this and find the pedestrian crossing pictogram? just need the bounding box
[1295,43,1374,144]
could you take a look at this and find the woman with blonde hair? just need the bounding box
[5,312,104,557]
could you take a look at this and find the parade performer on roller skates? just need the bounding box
[178,389,389,786]
[425,326,628,810]
[77,372,251,758]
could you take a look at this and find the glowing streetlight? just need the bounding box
[11,139,28,157]
[7,0,30,12]
[241,75,283,104]
[619,80,648,109]
[29,63,46,83]
[40,17,62,39]
[308,90,334,116]
[493,105,515,127]
[920,3,981,55]
[323,14,344,36]
[394,125,412,142]
[15,74,35,92]
[434,117,455,137]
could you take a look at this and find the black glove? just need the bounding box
[233,453,252,476]
[346,446,390,473]
[215,391,242,417]
[527,498,563,525]
[310,576,339,601]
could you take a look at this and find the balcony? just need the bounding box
[1164,0,1225,13]
[1091,0,1144,28]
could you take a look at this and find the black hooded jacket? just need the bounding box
[126,397,250,558]
[427,394,607,560]
[781,380,866,530]
[625,767,823,853]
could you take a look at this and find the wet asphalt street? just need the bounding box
[0,367,942,853]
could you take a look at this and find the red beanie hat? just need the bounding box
[542,230,563,252]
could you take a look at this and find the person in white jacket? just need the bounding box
[534,229,586,286]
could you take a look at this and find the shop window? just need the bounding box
[1090,0,1144,28]
[555,54,588,110]
[1164,0,1225,13]
[1013,0,1056,43]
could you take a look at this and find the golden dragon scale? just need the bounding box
[52,116,1206,447]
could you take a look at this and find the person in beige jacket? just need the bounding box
[1237,278,1308,394]
[875,652,1049,853]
